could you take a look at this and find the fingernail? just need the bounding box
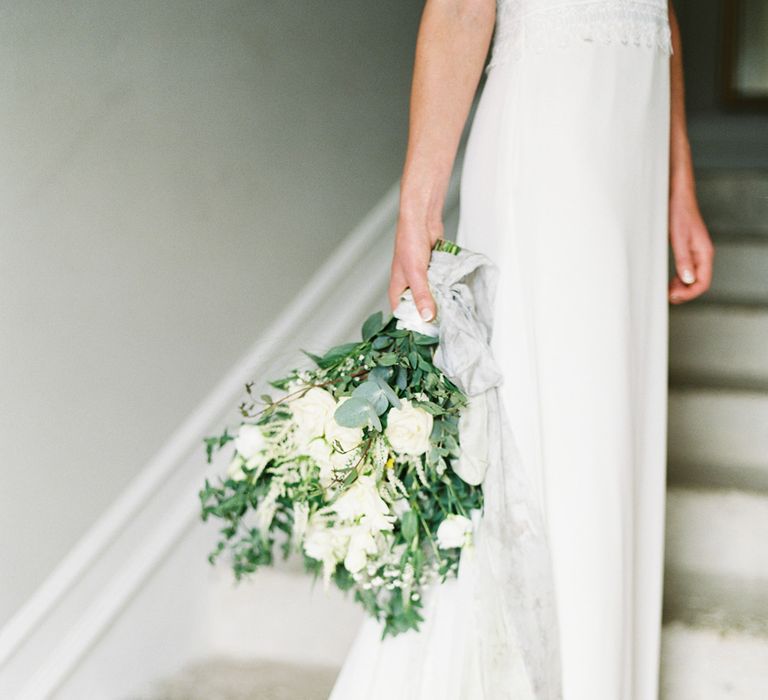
[681,269,695,284]
[420,308,434,322]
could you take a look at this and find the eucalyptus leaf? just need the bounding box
[351,380,388,414]
[371,373,401,408]
[334,396,373,428]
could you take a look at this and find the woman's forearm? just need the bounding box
[668,3,696,199]
[399,0,496,232]
[666,2,715,304]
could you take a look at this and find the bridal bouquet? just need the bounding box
[199,302,483,637]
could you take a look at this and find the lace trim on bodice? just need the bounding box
[486,0,673,72]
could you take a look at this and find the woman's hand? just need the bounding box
[388,0,495,317]
[388,212,442,320]
[668,189,715,304]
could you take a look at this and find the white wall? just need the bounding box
[0,0,423,627]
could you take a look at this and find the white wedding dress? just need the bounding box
[329,2,672,699]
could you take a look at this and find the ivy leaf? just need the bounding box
[413,332,439,346]
[300,349,324,366]
[317,342,362,368]
[378,352,398,366]
[372,335,392,350]
[362,311,385,341]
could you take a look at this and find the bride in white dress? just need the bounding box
[330,1,714,698]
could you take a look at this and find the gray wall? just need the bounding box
[0,0,422,626]
[675,0,768,167]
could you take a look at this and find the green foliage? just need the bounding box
[199,308,481,637]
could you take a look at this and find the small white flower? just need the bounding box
[292,502,310,548]
[302,438,334,485]
[435,514,473,549]
[234,423,267,463]
[226,456,248,482]
[385,399,433,456]
[291,387,337,445]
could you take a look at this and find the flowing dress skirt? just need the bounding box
[330,39,670,700]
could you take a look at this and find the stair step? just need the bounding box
[670,303,768,388]
[706,237,768,305]
[131,657,337,700]
[661,621,768,700]
[664,569,768,638]
[664,486,768,637]
[665,486,768,584]
[696,170,768,237]
[208,564,362,668]
[667,387,768,492]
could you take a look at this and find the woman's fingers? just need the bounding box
[672,245,696,285]
[669,234,714,304]
[405,263,436,321]
[388,261,408,311]
[389,213,438,317]
[388,253,436,319]
[668,197,715,304]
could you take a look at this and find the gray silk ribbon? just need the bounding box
[394,247,563,700]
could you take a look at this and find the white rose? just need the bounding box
[393,288,439,337]
[332,475,395,532]
[234,423,267,463]
[290,387,337,444]
[343,527,378,573]
[385,399,433,456]
[303,518,346,564]
[325,397,363,452]
[436,514,473,549]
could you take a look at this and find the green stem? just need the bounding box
[444,478,468,517]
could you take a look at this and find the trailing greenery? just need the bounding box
[199,311,483,637]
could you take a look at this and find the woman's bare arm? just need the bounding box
[667,2,715,304]
[389,0,496,320]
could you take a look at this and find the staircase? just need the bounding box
[660,169,768,699]
[127,171,768,700]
